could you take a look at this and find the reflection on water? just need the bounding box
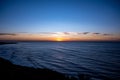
[0,42,120,79]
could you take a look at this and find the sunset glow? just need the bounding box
[0,32,119,41]
[56,37,63,41]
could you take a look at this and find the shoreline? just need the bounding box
[0,42,17,45]
[0,57,114,80]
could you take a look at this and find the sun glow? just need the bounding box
[56,37,63,41]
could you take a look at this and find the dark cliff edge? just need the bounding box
[0,57,115,80]
[0,57,76,80]
[0,42,17,45]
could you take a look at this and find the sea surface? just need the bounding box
[0,42,120,79]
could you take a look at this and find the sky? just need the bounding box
[0,0,120,41]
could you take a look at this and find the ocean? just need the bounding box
[0,42,120,79]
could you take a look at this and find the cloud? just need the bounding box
[92,33,113,36]
[0,33,17,36]
[63,32,70,35]
[0,32,113,37]
[82,32,90,35]
[38,32,56,34]
[103,34,112,36]
[77,32,82,35]
[93,33,101,35]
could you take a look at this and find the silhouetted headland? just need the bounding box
[0,42,17,45]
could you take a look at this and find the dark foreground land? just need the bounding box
[0,42,17,45]
[0,57,115,80]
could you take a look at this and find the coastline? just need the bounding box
[0,57,114,80]
[0,42,17,45]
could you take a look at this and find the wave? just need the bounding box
[0,42,120,79]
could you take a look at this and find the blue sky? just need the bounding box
[0,0,120,34]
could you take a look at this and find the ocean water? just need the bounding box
[0,42,120,79]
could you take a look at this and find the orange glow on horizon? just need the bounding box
[56,37,63,41]
[0,33,120,41]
